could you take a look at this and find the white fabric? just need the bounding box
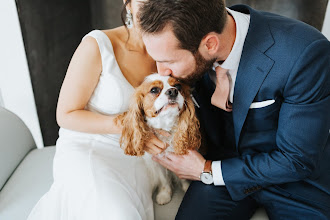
[211,8,250,186]
[250,99,275,109]
[210,8,250,103]
[27,30,154,220]
[211,161,225,185]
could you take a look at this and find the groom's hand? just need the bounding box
[152,150,206,181]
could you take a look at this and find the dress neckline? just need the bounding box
[98,30,135,89]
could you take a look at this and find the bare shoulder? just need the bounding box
[79,33,100,55]
[69,33,102,74]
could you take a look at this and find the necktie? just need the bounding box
[211,65,232,112]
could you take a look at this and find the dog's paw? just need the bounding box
[156,187,172,205]
[181,180,190,192]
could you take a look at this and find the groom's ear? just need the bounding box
[199,33,220,58]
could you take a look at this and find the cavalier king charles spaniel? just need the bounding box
[115,73,201,205]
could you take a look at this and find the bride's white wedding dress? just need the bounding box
[27,30,154,220]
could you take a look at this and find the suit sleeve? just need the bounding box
[221,39,330,201]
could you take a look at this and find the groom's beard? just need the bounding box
[179,51,216,86]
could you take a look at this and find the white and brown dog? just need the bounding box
[115,73,201,205]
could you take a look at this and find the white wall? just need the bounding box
[322,1,330,40]
[0,0,44,148]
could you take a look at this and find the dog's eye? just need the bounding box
[150,87,161,94]
[173,84,182,91]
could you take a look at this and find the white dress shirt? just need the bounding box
[210,8,250,186]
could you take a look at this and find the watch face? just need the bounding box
[201,172,213,185]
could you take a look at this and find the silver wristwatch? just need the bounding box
[200,160,213,185]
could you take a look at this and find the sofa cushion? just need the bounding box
[251,208,268,220]
[154,187,185,220]
[0,146,55,220]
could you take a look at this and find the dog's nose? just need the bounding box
[165,88,178,98]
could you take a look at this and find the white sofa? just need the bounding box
[0,106,268,220]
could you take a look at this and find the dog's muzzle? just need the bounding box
[165,88,178,99]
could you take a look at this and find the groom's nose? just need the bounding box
[157,63,172,76]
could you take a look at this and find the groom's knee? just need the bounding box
[175,181,257,220]
[175,181,216,220]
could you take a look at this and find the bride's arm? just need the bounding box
[56,36,122,134]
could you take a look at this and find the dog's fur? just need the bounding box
[115,73,201,205]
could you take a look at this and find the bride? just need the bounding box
[27,0,161,219]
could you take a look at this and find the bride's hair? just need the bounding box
[120,0,139,50]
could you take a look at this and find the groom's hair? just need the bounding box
[138,0,227,53]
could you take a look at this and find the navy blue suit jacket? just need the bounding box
[193,5,330,202]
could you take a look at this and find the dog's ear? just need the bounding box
[173,91,201,155]
[118,90,150,156]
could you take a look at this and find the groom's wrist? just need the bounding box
[200,160,214,184]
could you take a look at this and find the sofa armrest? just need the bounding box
[0,147,55,220]
[0,107,36,190]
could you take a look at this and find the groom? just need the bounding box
[138,0,330,219]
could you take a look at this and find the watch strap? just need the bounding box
[203,160,212,173]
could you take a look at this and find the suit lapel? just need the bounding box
[230,5,275,146]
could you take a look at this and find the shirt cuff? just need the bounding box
[212,161,225,185]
